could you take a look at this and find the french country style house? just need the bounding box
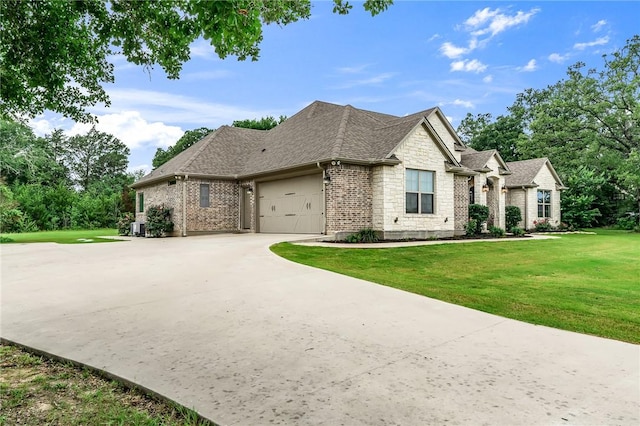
[131,101,565,238]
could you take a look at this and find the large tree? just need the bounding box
[152,127,214,169]
[0,0,392,123]
[65,127,130,191]
[515,36,640,219]
[456,113,524,162]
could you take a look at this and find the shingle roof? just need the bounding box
[504,158,565,187]
[133,100,457,187]
[461,150,497,171]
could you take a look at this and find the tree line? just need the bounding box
[0,120,137,232]
[457,35,639,229]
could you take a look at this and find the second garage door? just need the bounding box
[258,174,323,233]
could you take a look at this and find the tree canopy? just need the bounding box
[0,0,393,123]
[152,127,214,169]
[233,115,287,130]
[459,35,640,226]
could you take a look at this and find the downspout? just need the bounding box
[182,175,189,237]
[317,162,327,235]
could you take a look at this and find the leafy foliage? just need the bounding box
[344,228,379,243]
[456,113,524,162]
[468,204,489,234]
[510,227,526,237]
[465,220,478,236]
[489,226,506,238]
[117,212,135,236]
[145,205,174,238]
[533,219,554,232]
[1,0,392,122]
[152,127,213,169]
[233,115,287,130]
[561,167,606,228]
[505,205,522,231]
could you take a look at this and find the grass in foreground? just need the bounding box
[272,230,640,343]
[0,344,212,426]
[0,228,120,244]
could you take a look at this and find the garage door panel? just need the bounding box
[258,174,322,234]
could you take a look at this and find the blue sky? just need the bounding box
[30,1,640,173]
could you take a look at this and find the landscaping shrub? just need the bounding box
[489,226,506,237]
[615,214,639,231]
[465,219,478,236]
[117,212,135,236]
[344,228,379,243]
[533,219,554,232]
[145,205,174,237]
[510,227,525,237]
[505,206,522,230]
[468,204,489,234]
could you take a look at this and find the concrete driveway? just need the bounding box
[1,234,638,425]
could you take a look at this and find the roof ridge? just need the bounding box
[331,105,351,158]
[178,127,222,172]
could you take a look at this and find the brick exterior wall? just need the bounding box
[185,179,239,232]
[135,180,183,236]
[453,175,469,235]
[325,163,373,234]
[239,179,256,232]
[135,178,240,236]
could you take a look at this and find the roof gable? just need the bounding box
[461,149,510,174]
[505,158,565,188]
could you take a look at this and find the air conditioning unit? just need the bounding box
[131,222,146,237]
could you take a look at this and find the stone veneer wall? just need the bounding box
[325,163,373,234]
[524,164,562,229]
[506,189,526,229]
[185,179,239,232]
[371,124,456,238]
[453,175,469,235]
[135,180,183,236]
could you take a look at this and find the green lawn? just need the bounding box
[271,230,640,343]
[0,229,120,244]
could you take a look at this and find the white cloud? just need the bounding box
[93,88,272,126]
[440,42,469,59]
[189,39,219,60]
[465,7,540,37]
[520,59,537,72]
[483,75,493,83]
[427,33,441,42]
[548,53,569,63]
[574,36,609,50]
[67,111,184,150]
[451,99,475,109]
[336,64,370,74]
[450,59,487,73]
[128,164,152,175]
[591,20,607,32]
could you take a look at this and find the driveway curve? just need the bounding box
[1,234,638,425]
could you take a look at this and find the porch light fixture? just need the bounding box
[323,173,331,185]
[501,186,508,194]
[246,186,254,194]
[482,184,489,193]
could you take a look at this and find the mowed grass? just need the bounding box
[0,344,212,426]
[271,230,640,343]
[0,229,120,244]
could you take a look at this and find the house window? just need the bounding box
[537,190,551,218]
[138,192,144,213]
[200,184,210,208]
[406,169,434,214]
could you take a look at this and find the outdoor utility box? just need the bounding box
[131,222,145,237]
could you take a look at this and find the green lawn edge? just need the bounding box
[0,228,121,244]
[271,229,640,344]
